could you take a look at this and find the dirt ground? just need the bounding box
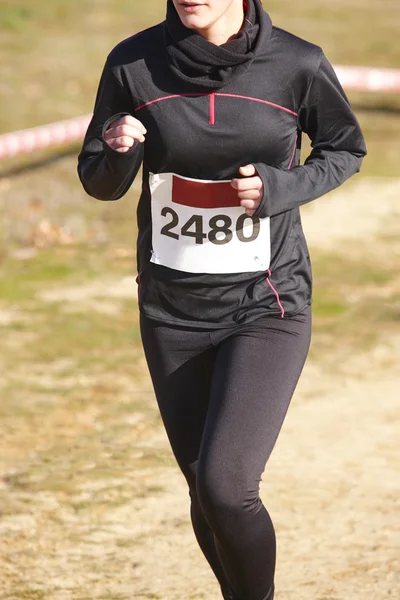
[0,177,399,600]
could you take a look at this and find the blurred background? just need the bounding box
[0,1,399,599]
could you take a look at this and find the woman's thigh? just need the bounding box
[198,308,312,495]
[140,314,218,479]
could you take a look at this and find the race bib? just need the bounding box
[149,173,270,274]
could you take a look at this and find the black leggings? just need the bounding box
[140,308,312,600]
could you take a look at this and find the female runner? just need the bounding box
[78,1,367,598]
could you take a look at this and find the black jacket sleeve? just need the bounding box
[253,53,367,218]
[77,61,144,201]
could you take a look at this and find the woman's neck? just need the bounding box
[196,2,245,46]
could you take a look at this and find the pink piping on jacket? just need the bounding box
[135,93,297,117]
[209,92,216,125]
[214,93,298,116]
[287,133,298,170]
[266,269,285,318]
[142,184,151,197]
[135,93,209,112]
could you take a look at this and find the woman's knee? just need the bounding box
[196,463,261,525]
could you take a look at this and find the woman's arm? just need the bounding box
[253,52,367,218]
[77,61,145,201]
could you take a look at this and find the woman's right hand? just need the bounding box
[103,115,147,153]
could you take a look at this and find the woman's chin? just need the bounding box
[178,15,209,30]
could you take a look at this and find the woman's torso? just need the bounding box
[108,23,318,326]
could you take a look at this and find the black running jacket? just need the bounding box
[78,0,367,327]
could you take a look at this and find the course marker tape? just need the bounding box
[1,66,399,160]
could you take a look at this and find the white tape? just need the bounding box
[334,66,400,93]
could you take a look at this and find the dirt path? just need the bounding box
[1,177,399,600]
[117,345,400,600]
[302,176,400,249]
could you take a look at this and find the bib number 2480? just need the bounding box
[160,207,260,246]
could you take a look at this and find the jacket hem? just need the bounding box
[139,300,312,330]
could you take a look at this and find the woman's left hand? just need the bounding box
[231,165,264,216]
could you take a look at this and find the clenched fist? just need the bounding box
[103,115,147,153]
[231,164,264,216]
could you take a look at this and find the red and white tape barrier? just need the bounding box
[0,114,91,161]
[1,66,399,161]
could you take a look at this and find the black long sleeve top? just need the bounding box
[78,0,367,327]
